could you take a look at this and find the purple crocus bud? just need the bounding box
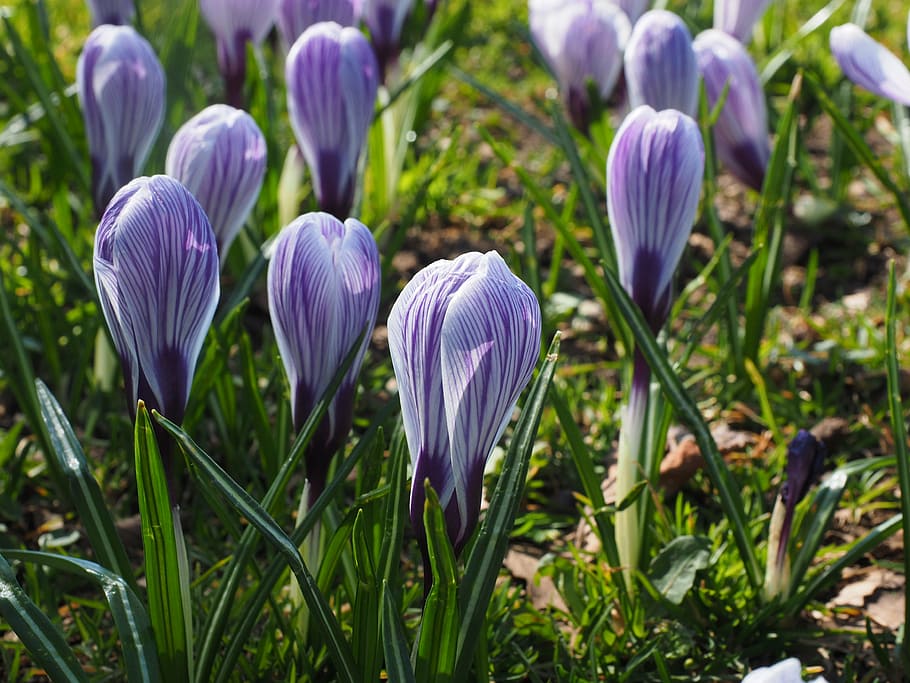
[361,0,415,76]
[624,10,698,117]
[77,25,165,215]
[830,22,910,107]
[713,0,773,43]
[93,175,220,426]
[277,0,360,48]
[285,22,379,218]
[693,29,771,191]
[528,0,631,131]
[86,0,135,26]
[165,104,267,259]
[607,105,704,332]
[267,212,380,495]
[200,0,280,107]
[387,251,541,562]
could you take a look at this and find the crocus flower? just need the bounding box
[830,18,910,107]
[200,0,280,107]
[742,658,829,683]
[764,430,826,600]
[277,0,360,48]
[624,9,698,117]
[77,25,165,214]
[528,0,631,131]
[607,106,704,585]
[617,0,648,25]
[387,251,541,563]
[713,0,773,43]
[268,212,380,495]
[93,175,220,426]
[165,104,267,259]
[693,29,771,191]
[286,22,379,218]
[361,0,415,77]
[86,0,135,26]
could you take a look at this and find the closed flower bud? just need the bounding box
[830,21,910,107]
[624,10,698,116]
[388,251,541,558]
[200,0,280,106]
[93,175,220,425]
[268,212,380,495]
[693,29,771,191]
[285,22,379,218]
[166,104,267,259]
[77,26,165,214]
[607,105,704,331]
[361,0,415,76]
[277,0,360,48]
[529,0,630,131]
[86,0,135,26]
[713,0,773,43]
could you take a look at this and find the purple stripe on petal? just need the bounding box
[278,0,359,48]
[713,0,773,43]
[830,23,910,108]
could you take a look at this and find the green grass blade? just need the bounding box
[134,405,191,683]
[382,580,416,683]
[453,334,560,680]
[155,413,361,683]
[3,550,160,683]
[35,380,135,589]
[601,267,762,588]
[758,0,848,84]
[0,551,89,683]
[415,484,459,683]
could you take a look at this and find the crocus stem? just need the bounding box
[763,494,789,601]
[615,350,651,590]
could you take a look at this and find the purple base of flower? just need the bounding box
[728,142,768,192]
[91,154,135,217]
[218,33,251,108]
[314,148,355,219]
[294,382,356,505]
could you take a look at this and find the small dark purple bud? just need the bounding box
[780,429,827,510]
[77,25,165,214]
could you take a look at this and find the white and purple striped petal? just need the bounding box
[388,251,541,554]
[830,23,910,108]
[267,212,380,492]
[361,0,414,74]
[93,175,220,423]
[529,0,630,130]
[617,0,648,25]
[166,104,267,259]
[77,25,165,213]
[607,106,704,330]
[86,0,135,26]
[694,29,771,191]
[286,22,379,218]
[713,0,773,43]
[278,0,360,48]
[624,10,698,117]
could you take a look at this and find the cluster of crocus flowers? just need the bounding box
[713,0,774,44]
[607,105,704,585]
[77,25,165,215]
[361,0,415,77]
[623,10,698,117]
[763,430,826,601]
[278,0,360,48]
[200,0,280,107]
[268,212,380,497]
[528,0,630,132]
[693,29,771,191]
[166,104,267,260]
[285,22,379,218]
[93,175,220,476]
[830,13,910,108]
[86,0,135,26]
[388,251,541,573]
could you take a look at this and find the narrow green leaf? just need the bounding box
[601,267,762,588]
[454,335,560,679]
[3,550,160,683]
[134,404,190,683]
[155,413,360,683]
[382,581,416,683]
[35,380,135,589]
[0,551,89,683]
